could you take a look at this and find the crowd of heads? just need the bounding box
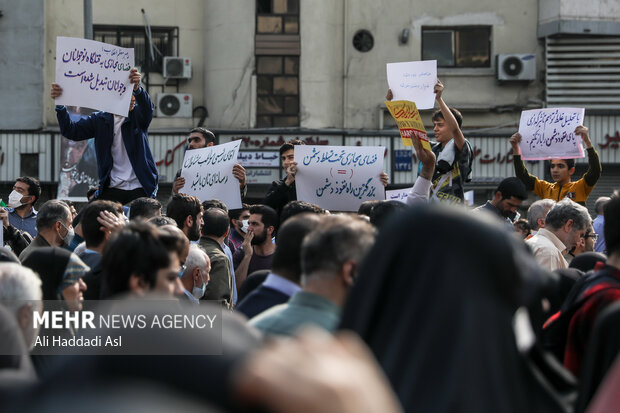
[0,158,619,413]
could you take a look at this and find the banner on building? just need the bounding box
[57,109,99,202]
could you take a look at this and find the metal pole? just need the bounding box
[84,0,93,39]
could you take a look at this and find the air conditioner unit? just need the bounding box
[157,93,193,118]
[163,56,192,79]
[497,54,536,81]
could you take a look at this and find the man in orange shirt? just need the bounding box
[509,126,600,205]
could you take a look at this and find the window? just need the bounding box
[255,0,300,127]
[422,27,491,68]
[93,25,178,74]
[256,0,299,34]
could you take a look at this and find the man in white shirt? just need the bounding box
[526,199,592,271]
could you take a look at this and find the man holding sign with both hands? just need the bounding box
[51,67,159,205]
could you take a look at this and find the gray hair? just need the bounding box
[36,200,70,231]
[0,263,42,316]
[545,199,591,231]
[182,244,209,277]
[527,199,556,230]
[595,197,611,215]
[301,214,376,278]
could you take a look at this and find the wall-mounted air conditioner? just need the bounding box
[156,93,193,118]
[497,54,536,81]
[163,57,192,79]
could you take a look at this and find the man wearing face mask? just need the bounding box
[227,204,250,255]
[18,200,74,262]
[180,244,211,305]
[198,208,234,308]
[5,176,41,238]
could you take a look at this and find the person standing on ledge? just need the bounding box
[509,127,601,206]
[51,68,158,205]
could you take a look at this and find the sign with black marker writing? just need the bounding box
[517,108,585,160]
[386,60,437,109]
[180,140,242,209]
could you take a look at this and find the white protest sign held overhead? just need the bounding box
[386,187,411,204]
[386,60,437,109]
[55,37,134,117]
[180,140,242,209]
[517,108,585,160]
[295,146,386,211]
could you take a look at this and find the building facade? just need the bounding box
[0,0,618,209]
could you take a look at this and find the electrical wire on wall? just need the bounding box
[192,106,208,127]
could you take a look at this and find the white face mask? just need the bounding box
[7,190,26,208]
[192,273,207,300]
[60,223,75,247]
[240,219,249,234]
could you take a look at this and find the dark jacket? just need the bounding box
[263,179,296,216]
[3,225,32,258]
[198,237,233,309]
[56,86,158,198]
[18,234,50,262]
[236,285,290,320]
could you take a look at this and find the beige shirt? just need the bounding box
[526,228,568,271]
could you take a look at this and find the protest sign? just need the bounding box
[385,100,431,150]
[387,60,437,109]
[295,146,385,211]
[55,37,134,117]
[386,187,411,204]
[180,140,242,209]
[517,108,585,160]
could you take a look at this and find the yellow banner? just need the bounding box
[385,100,431,150]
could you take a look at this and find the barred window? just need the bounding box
[93,25,178,74]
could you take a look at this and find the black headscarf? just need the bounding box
[21,247,88,300]
[569,252,607,273]
[548,268,583,316]
[339,204,568,413]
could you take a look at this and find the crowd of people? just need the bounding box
[0,74,618,413]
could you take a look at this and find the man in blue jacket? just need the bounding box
[51,68,158,205]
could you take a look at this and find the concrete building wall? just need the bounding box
[44,0,83,127]
[334,0,544,130]
[540,0,620,22]
[0,0,45,130]
[299,1,344,129]
[203,1,255,129]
